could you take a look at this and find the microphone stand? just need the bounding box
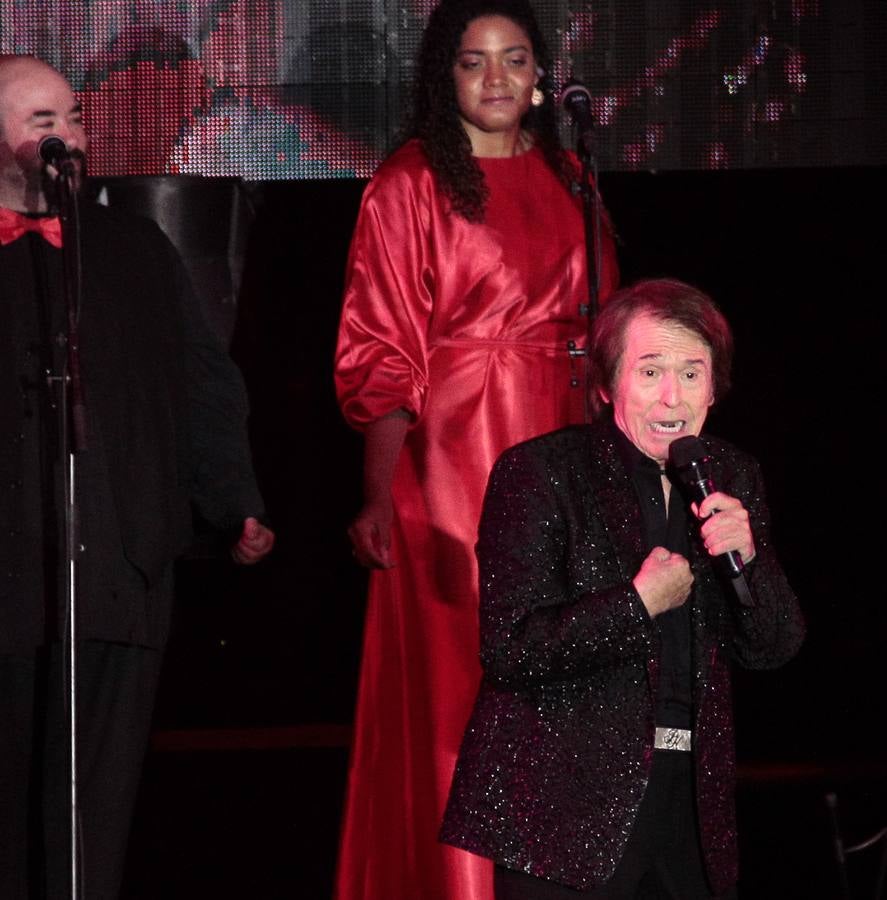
[572,127,602,423]
[51,158,88,900]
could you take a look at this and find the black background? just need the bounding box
[112,164,887,898]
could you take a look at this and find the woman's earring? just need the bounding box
[531,86,544,107]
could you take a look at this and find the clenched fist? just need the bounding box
[632,546,694,618]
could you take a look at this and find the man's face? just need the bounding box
[606,313,714,465]
[0,58,87,184]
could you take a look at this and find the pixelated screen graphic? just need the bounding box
[0,1,883,179]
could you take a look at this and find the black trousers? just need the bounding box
[494,750,737,900]
[0,641,162,900]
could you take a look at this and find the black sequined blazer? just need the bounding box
[440,419,805,894]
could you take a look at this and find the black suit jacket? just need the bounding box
[440,419,804,894]
[0,200,264,652]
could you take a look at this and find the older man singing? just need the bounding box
[441,279,805,899]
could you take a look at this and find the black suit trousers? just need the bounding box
[0,640,162,900]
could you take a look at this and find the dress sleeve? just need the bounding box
[334,158,435,428]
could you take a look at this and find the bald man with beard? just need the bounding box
[0,55,274,899]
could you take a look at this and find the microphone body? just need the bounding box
[667,436,745,579]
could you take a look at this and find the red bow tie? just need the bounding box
[0,206,63,248]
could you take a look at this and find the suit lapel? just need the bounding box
[583,422,647,587]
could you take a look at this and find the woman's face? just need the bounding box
[452,15,538,155]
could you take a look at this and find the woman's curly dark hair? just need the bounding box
[403,0,576,222]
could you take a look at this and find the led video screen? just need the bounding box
[1,1,883,178]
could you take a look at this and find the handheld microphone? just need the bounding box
[37,135,71,167]
[667,435,745,579]
[560,80,595,153]
[668,435,755,607]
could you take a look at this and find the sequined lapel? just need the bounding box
[583,423,647,598]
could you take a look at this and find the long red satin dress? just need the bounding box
[334,139,618,900]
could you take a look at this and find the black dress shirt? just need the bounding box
[614,428,693,730]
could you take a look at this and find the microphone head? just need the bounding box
[560,79,592,112]
[667,435,708,470]
[667,435,714,500]
[37,135,69,166]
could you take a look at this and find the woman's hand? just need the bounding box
[350,410,411,568]
[349,496,395,568]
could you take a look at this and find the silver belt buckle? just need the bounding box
[654,726,692,752]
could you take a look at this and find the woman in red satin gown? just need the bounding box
[334,2,618,897]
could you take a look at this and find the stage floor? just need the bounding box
[121,735,886,899]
